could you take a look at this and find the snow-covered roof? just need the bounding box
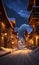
[8,18,16,21]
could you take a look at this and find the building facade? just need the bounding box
[0,0,18,48]
[27,0,39,47]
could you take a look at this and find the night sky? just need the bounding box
[3,0,30,27]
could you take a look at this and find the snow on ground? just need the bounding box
[0,47,11,57]
[0,49,32,65]
[0,47,39,65]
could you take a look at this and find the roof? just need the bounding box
[8,18,16,21]
[0,0,13,28]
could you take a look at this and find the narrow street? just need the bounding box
[0,0,39,65]
[0,48,39,65]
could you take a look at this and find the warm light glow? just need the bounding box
[26,35,29,41]
[2,22,5,29]
[33,25,35,28]
[35,35,39,46]
[1,37,4,40]
[12,42,14,44]
[13,50,32,55]
[11,35,13,38]
[29,39,34,45]
[5,33,7,36]
[18,41,21,43]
